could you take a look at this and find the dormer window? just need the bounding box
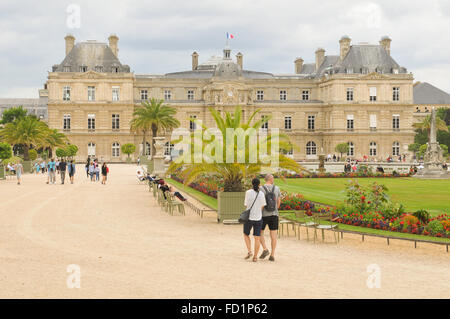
[63,66,71,72]
[112,66,119,73]
[95,66,103,72]
[392,68,399,74]
[79,66,88,72]
[346,68,353,74]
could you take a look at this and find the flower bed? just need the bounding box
[170,174,219,199]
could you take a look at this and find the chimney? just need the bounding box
[294,57,304,74]
[339,35,351,60]
[108,34,119,57]
[236,52,243,69]
[64,34,75,55]
[191,51,199,70]
[380,36,392,55]
[315,48,325,70]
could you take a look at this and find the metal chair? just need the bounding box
[312,213,339,244]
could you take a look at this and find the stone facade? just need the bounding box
[47,34,417,162]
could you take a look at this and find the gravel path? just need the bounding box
[0,164,448,298]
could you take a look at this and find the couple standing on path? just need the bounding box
[243,174,281,263]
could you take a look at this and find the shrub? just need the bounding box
[28,149,38,161]
[402,214,419,226]
[55,148,67,158]
[121,143,136,158]
[65,144,78,158]
[441,220,450,231]
[413,210,430,224]
[426,220,445,235]
[0,142,13,162]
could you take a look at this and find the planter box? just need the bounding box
[0,165,5,180]
[218,191,246,223]
[126,157,132,164]
[22,161,32,173]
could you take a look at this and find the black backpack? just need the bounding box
[262,185,277,212]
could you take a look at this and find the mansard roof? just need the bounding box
[413,82,450,104]
[53,41,130,73]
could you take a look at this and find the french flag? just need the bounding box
[226,32,234,39]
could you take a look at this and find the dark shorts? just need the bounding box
[262,215,279,231]
[243,219,263,236]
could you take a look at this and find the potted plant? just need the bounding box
[121,143,136,163]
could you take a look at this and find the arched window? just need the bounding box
[306,141,316,155]
[87,142,96,157]
[392,141,400,156]
[164,142,174,156]
[369,142,377,156]
[112,142,120,157]
[348,142,354,156]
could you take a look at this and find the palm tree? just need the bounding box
[412,114,448,134]
[42,128,68,158]
[0,116,49,160]
[130,98,180,156]
[168,107,305,192]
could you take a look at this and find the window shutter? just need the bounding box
[370,114,377,127]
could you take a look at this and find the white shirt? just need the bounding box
[244,190,266,221]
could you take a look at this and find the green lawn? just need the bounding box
[274,177,450,215]
[167,178,218,210]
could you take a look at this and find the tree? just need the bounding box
[42,128,68,158]
[412,114,448,134]
[55,147,67,158]
[0,106,28,124]
[130,98,180,156]
[121,143,136,158]
[440,144,449,157]
[65,144,78,159]
[28,149,38,161]
[168,107,305,192]
[0,142,12,163]
[0,116,48,160]
[408,143,420,153]
[419,144,428,157]
[335,143,349,159]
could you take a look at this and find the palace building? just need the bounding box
[47,34,419,162]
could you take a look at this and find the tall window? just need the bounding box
[347,114,354,131]
[284,116,292,130]
[280,90,287,101]
[164,142,174,156]
[189,115,197,131]
[302,90,310,101]
[306,141,316,155]
[393,87,400,101]
[370,114,377,131]
[256,90,264,101]
[112,87,120,101]
[308,115,315,131]
[369,142,377,156]
[63,86,71,101]
[369,87,377,101]
[261,115,268,130]
[187,90,195,100]
[346,88,354,101]
[164,90,172,101]
[112,114,120,130]
[112,142,120,157]
[145,142,151,156]
[88,142,96,157]
[63,114,71,131]
[88,86,95,101]
[393,141,400,156]
[348,142,354,156]
[392,114,400,130]
[88,114,96,131]
[140,90,148,100]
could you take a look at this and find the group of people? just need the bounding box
[85,158,109,184]
[242,174,281,263]
[137,167,187,202]
[45,158,76,185]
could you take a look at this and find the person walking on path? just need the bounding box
[243,178,266,263]
[259,174,282,262]
[40,161,46,174]
[85,158,90,178]
[89,162,95,181]
[101,162,109,184]
[59,159,67,184]
[94,159,100,181]
[47,158,56,184]
[14,162,23,185]
[68,160,76,184]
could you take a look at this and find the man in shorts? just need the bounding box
[259,174,281,261]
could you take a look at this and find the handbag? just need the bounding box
[238,190,259,224]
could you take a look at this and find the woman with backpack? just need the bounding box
[101,162,109,185]
[242,178,266,262]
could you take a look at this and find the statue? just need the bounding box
[414,107,450,179]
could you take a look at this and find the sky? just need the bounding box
[1,0,450,98]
